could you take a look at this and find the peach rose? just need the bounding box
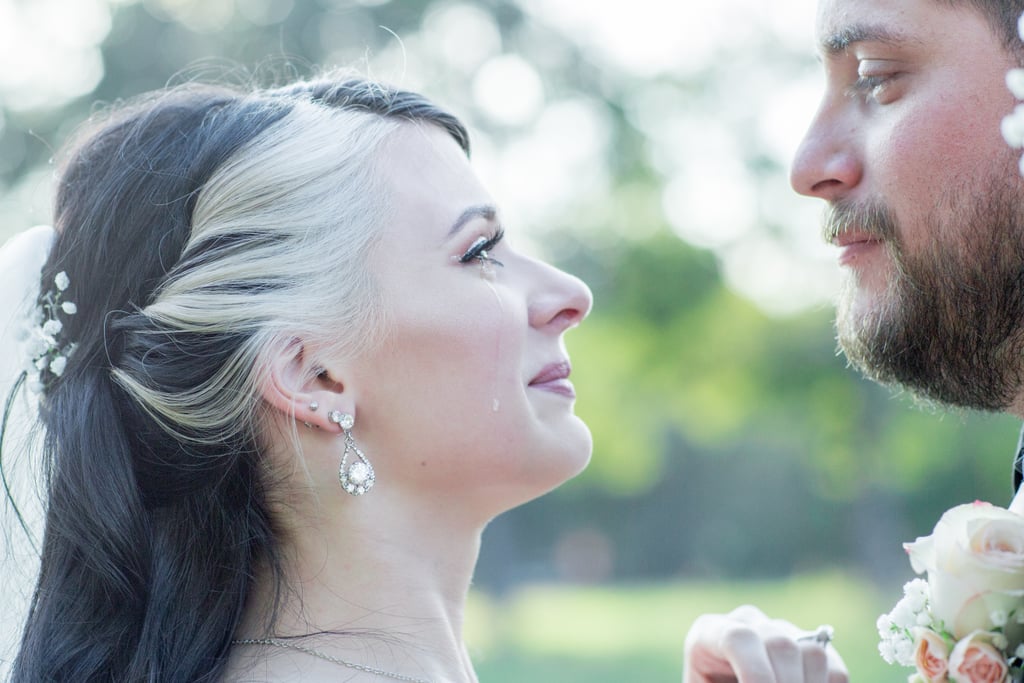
[947,631,1008,683]
[905,502,1024,640]
[913,628,949,682]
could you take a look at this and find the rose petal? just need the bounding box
[947,631,1008,683]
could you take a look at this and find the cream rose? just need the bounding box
[913,627,950,682]
[905,501,1024,640]
[947,631,1008,683]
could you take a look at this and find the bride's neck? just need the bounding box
[241,490,485,682]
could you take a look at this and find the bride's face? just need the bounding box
[349,125,593,510]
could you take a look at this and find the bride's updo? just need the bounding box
[12,77,468,682]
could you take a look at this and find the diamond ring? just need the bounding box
[797,624,834,647]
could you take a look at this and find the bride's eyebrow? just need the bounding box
[447,204,497,238]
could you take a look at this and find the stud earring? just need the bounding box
[328,411,374,495]
[309,400,319,412]
[328,410,354,430]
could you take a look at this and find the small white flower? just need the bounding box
[27,377,44,394]
[42,319,62,336]
[49,356,67,377]
[992,609,1008,627]
[34,357,48,371]
[877,613,892,632]
[905,593,929,614]
[1001,111,1024,147]
[993,632,1008,650]
[54,271,69,291]
[25,334,48,358]
[894,638,915,666]
[890,599,917,630]
[1015,642,1024,659]
[916,611,932,626]
[879,639,897,664]
[905,578,929,599]
[61,301,77,315]
[1007,68,1024,99]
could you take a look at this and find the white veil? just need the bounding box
[0,225,54,680]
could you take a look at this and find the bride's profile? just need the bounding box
[0,72,846,682]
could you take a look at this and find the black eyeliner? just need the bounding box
[458,228,505,263]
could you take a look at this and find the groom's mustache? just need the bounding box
[821,200,899,245]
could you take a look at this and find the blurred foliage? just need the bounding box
[467,572,904,682]
[1,0,1020,594]
[541,227,1019,584]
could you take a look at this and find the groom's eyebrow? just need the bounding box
[820,23,915,54]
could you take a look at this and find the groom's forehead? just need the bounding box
[813,0,993,53]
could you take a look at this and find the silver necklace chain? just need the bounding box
[232,638,434,683]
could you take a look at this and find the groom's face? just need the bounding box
[790,0,1024,413]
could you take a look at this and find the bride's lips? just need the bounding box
[834,232,883,266]
[528,360,575,398]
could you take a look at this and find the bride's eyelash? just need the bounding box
[458,228,505,266]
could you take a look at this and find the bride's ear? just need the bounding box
[260,338,354,431]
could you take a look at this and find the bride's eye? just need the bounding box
[458,229,505,267]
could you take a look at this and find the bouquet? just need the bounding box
[878,502,1024,683]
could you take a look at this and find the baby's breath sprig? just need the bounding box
[877,578,935,666]
[21,270,78,393]
[1002,16,1024,175]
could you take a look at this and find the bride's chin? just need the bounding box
[545,424,594,484]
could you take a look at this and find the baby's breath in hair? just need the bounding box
[1002,14,1024,175]
[21,270,77,393]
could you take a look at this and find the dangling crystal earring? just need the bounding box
[327,410,375,496]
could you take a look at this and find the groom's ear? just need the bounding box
[259,337,354,431]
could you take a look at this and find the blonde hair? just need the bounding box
[113,100,394,442]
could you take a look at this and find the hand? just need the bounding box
[683,605,849,683]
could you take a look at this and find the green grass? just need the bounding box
[466,572,907,682]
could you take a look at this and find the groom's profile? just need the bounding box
[790,0,1024,487]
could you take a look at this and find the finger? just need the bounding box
[685,610,772,683]
[826,647,849,683]
[684,617,774,683]
[718,625,776,683]
[800,640,828,681]
[729,604,769,623]
[765,634,803,683]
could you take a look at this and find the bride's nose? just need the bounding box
[528,262,592,333]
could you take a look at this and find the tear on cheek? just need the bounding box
[482,278,505,413]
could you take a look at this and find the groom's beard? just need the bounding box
[828,179,1024,411]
